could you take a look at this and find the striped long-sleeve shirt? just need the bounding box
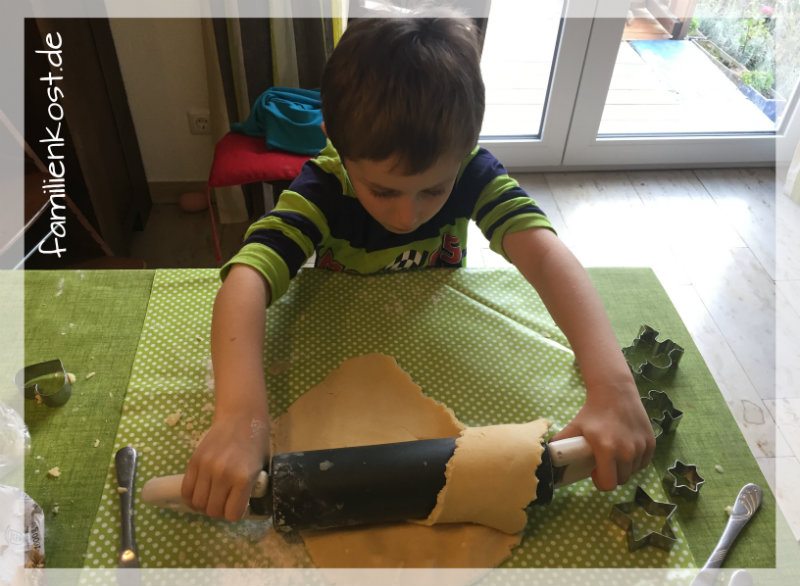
[222,141,553,303]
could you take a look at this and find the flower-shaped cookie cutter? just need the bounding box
[641,389,683,435]
[663,460,704,500]
[622,325,684,381]
[609,486,678,552]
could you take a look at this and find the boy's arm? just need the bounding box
[181,263,272,521]
[503,227,655,491]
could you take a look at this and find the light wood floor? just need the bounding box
[132,167,800,544]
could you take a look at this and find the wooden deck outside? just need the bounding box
[623,8,672,40]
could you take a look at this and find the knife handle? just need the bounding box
[114,447,139,566]
[701,484,763,570]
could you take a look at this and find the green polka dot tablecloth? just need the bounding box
[78,267,700,573]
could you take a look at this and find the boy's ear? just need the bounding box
[321,121,327,137]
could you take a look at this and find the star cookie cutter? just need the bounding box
[14,359,72,407]
[622,325,684,381]
[641,389,683,435]
[663,460,704,500]
[609,486,678,552]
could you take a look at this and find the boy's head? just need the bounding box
[321,13,485,176]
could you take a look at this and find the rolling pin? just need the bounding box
[142,435,594,532]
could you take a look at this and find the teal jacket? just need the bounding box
[231,87,326,155]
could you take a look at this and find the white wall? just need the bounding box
[109,18,215,183]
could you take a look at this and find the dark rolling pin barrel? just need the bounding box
[266,437,556,531]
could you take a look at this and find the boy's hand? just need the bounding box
[550,377,655,491]
[181,414,270,521]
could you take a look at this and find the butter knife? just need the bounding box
[115,446,140,568]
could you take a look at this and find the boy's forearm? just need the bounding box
[505,228,654,489]
[504,229,631,387]
[210,264,272,424]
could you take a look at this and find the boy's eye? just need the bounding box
[423,189,446,197]
[371,189,397,198]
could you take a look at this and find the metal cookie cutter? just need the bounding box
[622,325,684,381]
[649,420,664,441]
[641,389,684,435]
[15,359,72,407]
[609,486,678,552]
[663,460,704,500]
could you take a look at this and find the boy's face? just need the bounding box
[344,153,462,234]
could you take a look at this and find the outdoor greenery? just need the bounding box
[740,69,775,95]
[693,0,799,100]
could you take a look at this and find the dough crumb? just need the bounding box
[35,394,43,405]
[186,422,194,431]
[166,411,182,427]
[189,429,210,449]
[715,464,724,473]
[48,467,61,478]
[93,439,100,448]
[725,505,734,516]
[85,371,96,380]
[67,372,76,384]
[53,505,60,515]
[117,487,128,494]
[319,460,334,471]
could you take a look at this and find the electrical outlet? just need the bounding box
[187,109,211,135]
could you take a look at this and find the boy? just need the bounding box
[182,14,655,522]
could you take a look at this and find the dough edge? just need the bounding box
[420,419,551,533]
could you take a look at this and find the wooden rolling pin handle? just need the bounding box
[141,470,269,515]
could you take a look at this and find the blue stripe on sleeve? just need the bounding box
[474,187,538,225]
[267,211,323,245]
[244,228,308,277]
[485,205,547,240]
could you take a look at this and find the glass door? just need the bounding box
[478,0,799,169]
[563,0,799,166]
[478,0,587,168]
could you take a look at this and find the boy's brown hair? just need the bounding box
[321,15,485,175]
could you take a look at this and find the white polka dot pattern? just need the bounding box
[82,268,694,574]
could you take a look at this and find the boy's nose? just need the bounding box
[393,198,419,231]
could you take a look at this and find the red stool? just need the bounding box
[206,131,311,262]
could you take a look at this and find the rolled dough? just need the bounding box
[270,353,549,568]
[420,420,549,534]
